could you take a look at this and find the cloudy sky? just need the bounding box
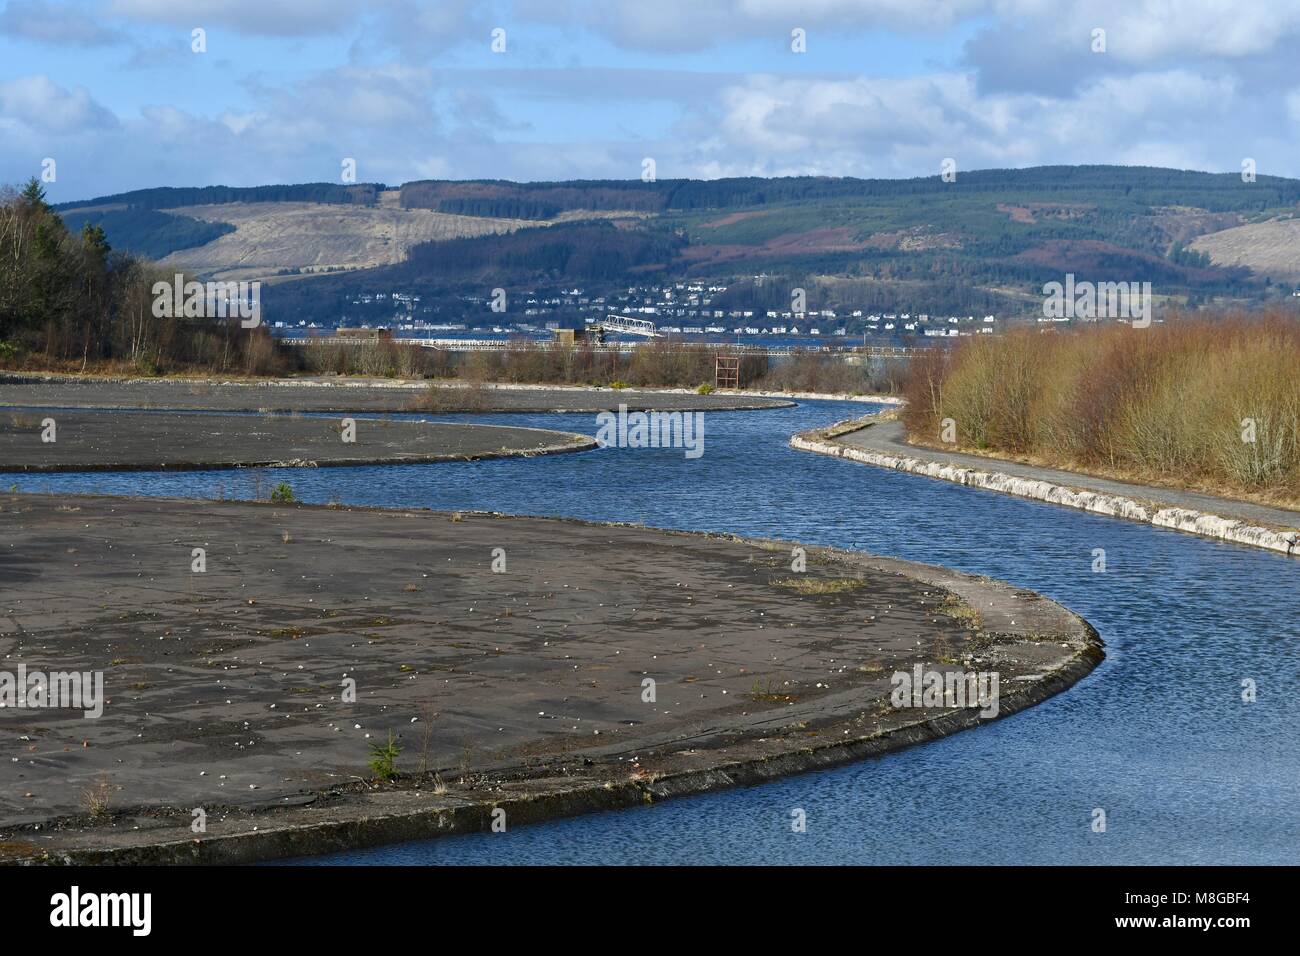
[3,0,1299,202]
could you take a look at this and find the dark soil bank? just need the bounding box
[0,494,1099,863]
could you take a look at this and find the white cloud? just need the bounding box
[11,0,1300,62]
[8,1,1300,194]
[0,74,118,133]
[706,73,1028,176]
[995,0,1300,62]
[687,68,1256,179]
[246,64,438,135]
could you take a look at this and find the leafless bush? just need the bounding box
[902,312,1300,501]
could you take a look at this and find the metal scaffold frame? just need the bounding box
[715,355,740,390]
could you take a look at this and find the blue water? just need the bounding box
[8,400,1298,865]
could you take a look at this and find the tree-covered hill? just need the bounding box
[33,165,1300,327]
[399,166,1300,217]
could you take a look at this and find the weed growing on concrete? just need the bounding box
[771,576,863,595]
[368,731,401,782]
[81,774,115,822]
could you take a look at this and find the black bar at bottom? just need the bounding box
[0,864,1280,941]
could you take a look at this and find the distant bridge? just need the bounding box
[593,315,661,338]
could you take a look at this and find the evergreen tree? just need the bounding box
[20,177,47,210]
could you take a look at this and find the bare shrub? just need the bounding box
[901,312,1300,501]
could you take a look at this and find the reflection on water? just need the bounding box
[9,400,1298,865]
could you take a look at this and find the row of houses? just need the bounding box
[337,282,1002,337]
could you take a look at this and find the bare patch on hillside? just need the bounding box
[160,200,539,282]
[894,227,962,251]
[996,202,1094,223]
[861,227,961,251]
[155,196,653,281]
[1190,217,1300,280]
[700,210,766,229]
[552,209,654,224]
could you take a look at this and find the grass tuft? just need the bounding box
[771,576,863,595]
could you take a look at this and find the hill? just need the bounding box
[48,166,1300,325]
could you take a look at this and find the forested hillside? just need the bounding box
[401,166,1300,216]
[60,208,235,260]
[24,165,1300,332]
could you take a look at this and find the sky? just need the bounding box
[3,0,1300,203]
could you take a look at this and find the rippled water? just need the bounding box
[9,400,1299,865]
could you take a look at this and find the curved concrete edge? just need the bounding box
[2,518,1102,866]
[4,429,598,473]
[792,417,1300,558]
[15,654,1100,867]
[13,646,1103,868]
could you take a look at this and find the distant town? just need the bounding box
[272,281,1004,342]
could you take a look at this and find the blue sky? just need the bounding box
[3,1,1300,203]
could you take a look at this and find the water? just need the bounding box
[8,400,1298,865]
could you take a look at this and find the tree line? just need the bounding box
[53,182,384,213]
[1,179,280,373]
[400,166,1300,218]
